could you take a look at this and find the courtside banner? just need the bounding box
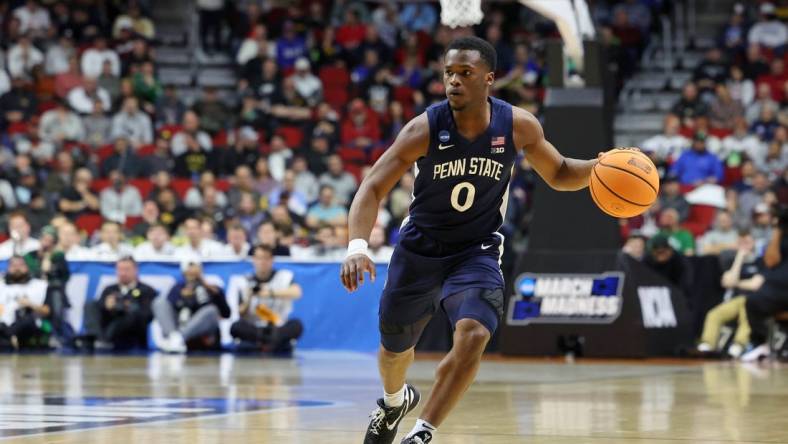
[51,261,386,352]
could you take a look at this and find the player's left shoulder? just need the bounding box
[510,105,543,152]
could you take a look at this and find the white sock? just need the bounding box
[383,384,406,408]
[407,419,437,438]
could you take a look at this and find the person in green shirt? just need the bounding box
[23,225,72,345]
[658,207,696,255]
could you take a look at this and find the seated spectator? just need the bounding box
[82,257,156,350]
[175,217,225,259]
[81,36,120,78]
[671,82,709,126]
[222,224,251,259]
[100,170,143,223]
[270,76,313,123]
[173,131,213,178]
[222,126,261,176]
[644,233,693,291]
[727,66,754,108]
[275,21,307,70]
[743,210,788,362]
[13,0,51,39]
[231,245,303,351]
[341,99,381,153]
[155,84,186,127]
[0,256,51,350]
[304,135,332,177]
[235,23,272,67]
[128,200,160,240]
[101,137,150,178]
[291,156,318,204]
[267,135,292,182]
[58,222,90,259]
[697,231,763,358]
[44,151,74,195]
[67,76,111,115]
[234,191,266,238]
[369,225,394,262]
[192,87,231,135]
[746,83,778,124]
[739,172,772,220]
[699,211,740,255]
[82,99,112,147]
[1,76,38,126]
[156,188,189,233]
[756,59,788,103]
[23,224,70,342]
[658,208,695,255]
[693,48,728,95]
[184,171,228,210]
[227,165,260,208]
[292,57,322,107]
[171,111,212,157]
[112,3,155,40]
[269,170,309,217]
[58,167,100,219]
[621,232,647,261]
[319,154,358,206]
[111,96,153,148]
[90,221,134,261]
[709,84,743,130]
[306,185,348,230]
[39,99,84,146]
[670,132,724,187]
[54,56,81,99]
[750,105,780,142]
[720,118,762,162]
[255,221,290,256]
[7,34,44,79]
[152,260,230,353]
[657,175,690,222]
[759,140,787,181]
[747,2,787,50]
[0,212,40,259]
[750,203,773,252]
[133,223,176,261]
[97,59,120,104]
[291,225,344,259]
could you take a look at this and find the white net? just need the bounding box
[439,0,484,28]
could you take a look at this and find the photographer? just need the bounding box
[231,245,303,352]
[0,256,51,349]
[153,261,230,353]
[742,207,788,361]
[82,257,157,350]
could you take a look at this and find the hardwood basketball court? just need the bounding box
[0,353,784,443]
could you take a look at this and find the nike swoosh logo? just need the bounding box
[386,389,410,430]
[438,144,454,150]
[481,244,493,250]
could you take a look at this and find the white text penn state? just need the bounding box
[432,157,504,181]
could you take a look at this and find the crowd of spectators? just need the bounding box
[626,1,788,360]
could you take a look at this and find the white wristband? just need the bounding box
[346,238,371,259]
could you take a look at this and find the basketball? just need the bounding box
[589,149,660,218]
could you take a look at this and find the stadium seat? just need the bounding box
[393,86,416,106]
[137,144,156,156]
[212,129,228,148]
[129,179,154,198]
[171,178,193,199]
[337,147,366,165]
[276,126,305,149]
[124,216,142,230]
[75,213,104,236]
[319,66,350,110]
[91,178,112,193]
[215,179,231,192]
[158,124,183,139]
[96,144,115,166]
[682,204,718,238]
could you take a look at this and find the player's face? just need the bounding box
[443,49,494,111]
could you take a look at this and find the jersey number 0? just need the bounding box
[450,182,476,212]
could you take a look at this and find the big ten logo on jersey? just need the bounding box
[491,135,505,154]
[507,272,624,325]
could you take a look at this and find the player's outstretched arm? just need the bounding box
[340,113,429,292]
[513,107,599,192]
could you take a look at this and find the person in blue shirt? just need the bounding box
[670,132,724,186]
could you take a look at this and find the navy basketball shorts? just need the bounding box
[378,223,505,352]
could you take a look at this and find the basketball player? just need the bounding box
[341,36,604,444]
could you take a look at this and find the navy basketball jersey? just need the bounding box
[407,97,517,246]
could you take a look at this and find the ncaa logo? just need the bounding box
[439,130,450,143]
[518,278,536,297]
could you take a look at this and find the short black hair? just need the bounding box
[445,36,497,72]
[252,244,274,257]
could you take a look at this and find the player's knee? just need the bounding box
[455,319,490,349]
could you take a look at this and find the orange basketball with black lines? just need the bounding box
[589,148,660,218]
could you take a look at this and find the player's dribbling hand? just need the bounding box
[340,254,376,292]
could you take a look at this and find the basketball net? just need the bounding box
[440,0,484,28]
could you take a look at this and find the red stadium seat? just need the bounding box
[129,179,154,198]
[337,146,366,164]
[682,204,718,238]
[124,216,142,230]
[91,178,112,193]
[723,166,742,187]
[276,126,305,148]
[393,86,416,106]
[215,179,231,192]
[212,129,228,148]
[0,234,7,244]
[137,144,156,156]
[158,124,183,139]
[96,144,115,166]
[75,213,104,236]
[171,178,193,199]
[320,66,351,110]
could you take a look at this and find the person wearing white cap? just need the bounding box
[292,57,323,107]
[748,2,787,49]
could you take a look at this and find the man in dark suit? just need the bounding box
[82,256,157,349]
